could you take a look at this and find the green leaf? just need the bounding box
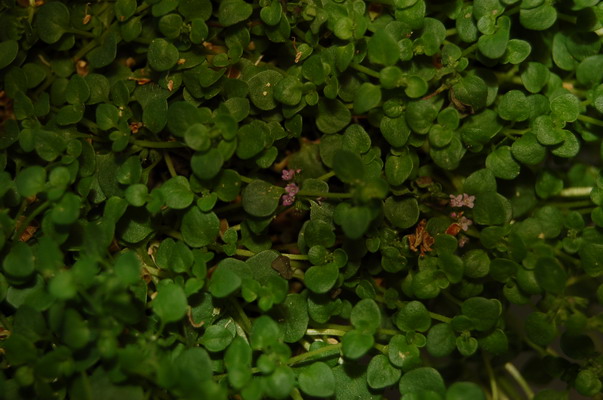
[334,204,373,240]
[525,311,556,346]
[0,40,19,69]
[160,176,194,210]
[36,2,70,44]
[148,39,179,71]
[351,299,381,333]
[381,115,411,148]
[395,301,431,332]
[461,297,501,331]
[273,293,309,343]
[181,207,219,248]
[237,121,270,160]
[388,335,421,370]
[368,29,399,66]
[156,238,194,273]
[152,281,188,323]
[341,329,374,359]
[502,39,532,64]
[218,0,252,26]
[486,146,520,180]
[446,382,487,400]
[367,354,402,389]
[248,70,282,111]
[473,192,512,225]
[353,83,381,114]
[191,148,224,180]
[399,367,446,396]
[87,32,118,69]
[451,75,488,112]
[304,264,339,294]
[298,362,336,397]
[332,150,365,183]
[16,166,46,197]
[426,323,456,357]
[511,133,546,165]
[478,16,510,59]
[51,193,81,225]
[201,325,234,352]
[386,152,413,186]
[550,93,580,122]
[497,90,530,121]
[242,180,282,218]
[535,257,567,294]
[3,242,35,282]
[521,62,550,93]
[209,260,245,298]
[384,197,419,229]
[316,99,351,134]
[520,4,557,30]
[250,315,282,350]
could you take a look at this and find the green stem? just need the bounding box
[430,312,452,324]
[290,389,304,400]
[546,199,593,209]
[228,297,252,335]
[66,28,96,38]
[504,362,534,399]
[305,328,348,336]
[297,190,353,199]
[234,248,256,258]
[578,114,603,127]
[461,42,478,57]
[287,343,342,366]
[483,353,499,400]
[132,140,186,149]
[12,201,51,241]
[163,152,177,178]
[349,63,381,79]
[72,39,99,62]
[558,187,593,197]
[557,12,578,24]
[374,343,388,353]
[239,175,254,184]
[445,28,457,37]
[280,253,308,261]
[317,171,336,181]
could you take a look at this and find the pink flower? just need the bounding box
[458,235,470,248]
[449,193,475,208]
[285,183,299,196]
[282,183,299,206]
[281,194,295,206]
[281,168,301,181]
[450,194,464,208]
[463,194,475,208]
[459,216,473,231]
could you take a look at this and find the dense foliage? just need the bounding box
[1,0,603,398]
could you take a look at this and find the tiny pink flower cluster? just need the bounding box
[281,169,301,206]
[282,183,299,206]
[449,193,475,208]
[281,168,301,181]
[450,211,473,231]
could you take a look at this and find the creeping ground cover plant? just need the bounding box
[2,0,603,398]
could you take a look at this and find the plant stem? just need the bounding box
[297,190,353,199]
[234,248,256,257]
[132,140,186,149]
[430,312,452,324]
[461,42,478,57]
[483,353,499,400]
[287,343,342,366]
[163,152,177,178]
[558,187,592,197]
[317,171,336,181]
[305,328,348,336]
[504,362,534,399]
[12,201,50,241]
[578,114,603,127]
[349,63,381,79]
[228,297,252,334]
